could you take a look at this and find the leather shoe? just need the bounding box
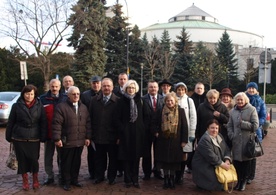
[143,175,150,180]
[246,179,252,184]
[133,183,140,188]
[43,178,54,185]
[154,173,164,180]
[71,182,82,187]
[63,184,71,191]
[94,178,104,184]
[108,180,116,185]
[125,182,132,188]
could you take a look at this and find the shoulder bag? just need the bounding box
[6,143,18,170]
[244,133,264,158]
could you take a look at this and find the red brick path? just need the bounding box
[0,126,275,195]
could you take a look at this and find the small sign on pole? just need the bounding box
[20,61,28,86]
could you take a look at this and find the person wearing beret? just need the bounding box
[220,88,234,111]
[245,82,266,185]
[158,79,173,97]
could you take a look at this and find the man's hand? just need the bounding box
[55,140,63,147]
[85,139,90,147]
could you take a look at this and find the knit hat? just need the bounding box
[220,88,233,98]
[247,82,258,90]
[174,82,187,91]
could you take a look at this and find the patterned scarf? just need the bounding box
[124,93,138,123]
[161,105,179,138]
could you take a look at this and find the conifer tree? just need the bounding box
[216,30,238,88]
[172,27,193,88]
[67,0,108,90]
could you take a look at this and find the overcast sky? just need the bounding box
[107,0,276,48]
[0,0,275,52]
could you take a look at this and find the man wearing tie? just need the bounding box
[142,81,164,180]
[113,73,128,98]
[89,78,120,185]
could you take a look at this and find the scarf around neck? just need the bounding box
[124,93,138,123]
[161,105,179,138]
[246,93,259,108]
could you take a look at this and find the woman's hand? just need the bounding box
[181,142,187,147]
[55,140,63,147]
[220,162,230,171]
[213,111,220,117]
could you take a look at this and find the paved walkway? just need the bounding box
[0,124,275,195]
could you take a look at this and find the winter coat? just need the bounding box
[192,132,231,191]
[6,97,47,142]
[227,103,259,161]
[52,99,91,148]
[81,89,101,108]
[154,107,188,163]
[40,90,66,139]
[115,93,145,160]
[190,91,207,110]
[89,93,119,144]
[195,99,229,142]
[178,94,197,152]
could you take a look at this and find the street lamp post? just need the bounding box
[140,63,144,96]
[123,0,129,77]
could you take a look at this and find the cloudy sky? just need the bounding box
[107,0,275,48]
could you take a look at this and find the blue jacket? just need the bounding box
[246,93,266,126]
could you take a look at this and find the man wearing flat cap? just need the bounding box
[81,75,102,180]
[158,79,173,97]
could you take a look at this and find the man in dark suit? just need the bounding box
[81,75,102,180]
[89,78,119,185]
[142,81,164,180]
[112,72,128,177]
[113,72,128,98]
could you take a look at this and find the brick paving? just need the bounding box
[0,124,275,195]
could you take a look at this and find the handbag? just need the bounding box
[6,143,18,170]
[215,164,237,193]
[244,133,264,158]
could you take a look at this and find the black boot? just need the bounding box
[239,180,246,191]
[163,175,169,189]
[234,180,241,190]
[170,175,175,189]
[175,171,181,185]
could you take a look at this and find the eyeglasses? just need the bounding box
[71,93,80,96]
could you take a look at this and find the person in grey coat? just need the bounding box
[192,119,231,191]
[227,92,259,191]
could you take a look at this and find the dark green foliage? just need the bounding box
[105,3,129,82]
[216,30,238,90]
[191,42,227,89]
[172,27,193,89]
[67,0,108,90]
[0,48,22,91]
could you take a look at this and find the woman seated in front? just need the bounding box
[192,119,231,191]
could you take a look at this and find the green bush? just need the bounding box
[264,94,276,104]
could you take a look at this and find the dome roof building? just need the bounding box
[140,4,268,80]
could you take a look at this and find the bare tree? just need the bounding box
[0,0,74,91]
[160,51,175,79]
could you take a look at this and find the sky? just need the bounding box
[106,0,276,48]
[0,0,275,52]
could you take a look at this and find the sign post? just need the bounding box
[20,61,28,86]
[259,48,272,102]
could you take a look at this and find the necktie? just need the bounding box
[152,96,157,111]
[73,104,78,114]
[103,96,108,104]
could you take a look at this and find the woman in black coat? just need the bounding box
[5,84,47,191]
[195,89,229,144]
[154,92,188,189]
[115,80,145,188]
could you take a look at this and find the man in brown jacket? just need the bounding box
[52,86,91,191]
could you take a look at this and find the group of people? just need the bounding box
[5,73,266,192]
